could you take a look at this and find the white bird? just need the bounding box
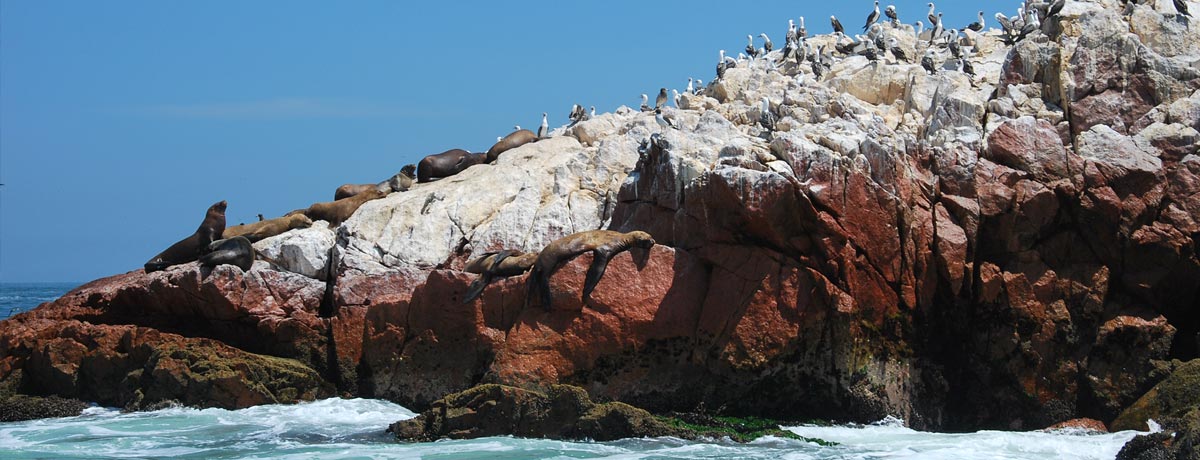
[863,1,880,31]
[693,79,704,94]
[513,125,521,131]
[926,2,937,28]
[640,94,651,112]
[686,78,694,95]
[760,33,773,53]
[590,106,596,118]
[672,89,681,108]
[655,108,676,130]
[758,97,776,131]
[798,16,807,38]
[967,11,985,32]
[537,112,548,139]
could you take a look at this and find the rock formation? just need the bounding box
[1,0,1197,437]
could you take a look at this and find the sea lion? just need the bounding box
[485,129,538,163]
[334,164,417,200]
[525,230,656,311]
[144,200,227,273]
[199,236,254,271]
[417,149,487,183]
[223,213,313,242]
[292,188,386,227]
[462,250,538,303]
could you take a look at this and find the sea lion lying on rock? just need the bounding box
[463,250,538,303]
[223,214,313,242]
[417,149,487,183]
[290,188,386,227]
[334,164,416,200]
[199,236,254,271]
[526,230,656,310]
[486,129,538,163]
[144,200,227,273]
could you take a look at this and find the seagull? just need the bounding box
[863,1,881,31]
[640,94,651,112]
[655,108,676,130]
[745,35,760,59]
[1175,0,1192,17]
[967,11,985,31]
[656,88,668,109]
[760,33,773,53]
[831,15,845,34]
[758,97,776,131]
[885,5,899,24]
[537,112,548,139]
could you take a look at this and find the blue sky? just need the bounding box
[0,1,983,283]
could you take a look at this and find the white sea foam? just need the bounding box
[1,399,1147,460]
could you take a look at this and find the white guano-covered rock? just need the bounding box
[255,222,336,280]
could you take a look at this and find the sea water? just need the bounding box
[0,284,1141,459]
[0,399,1140,460]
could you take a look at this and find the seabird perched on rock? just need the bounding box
[889,38,909,62]
[654,109,676,130]
[831,15,845,34]
[948,30,961,57]
[863,1,881,31]
[257,214,264,221]
[760,33,773,53]
[862,43,880,62]
[1047,0,1066,18]
[745,35,760,59]
[961,58,976,77]
[1175,0,1191,17]
[686,78,694,95]
[640,94,651,112]
[672,89,681,108]
[787,20,797,43]
[968,11,985,31]
[759,97,776,131]
[932,13,944,43]
[927,2,938,28]
[537,112,549,139]
[694,79,704,94]
[799,16,808,38]
[716,50,729,80]
[886,5,899,25]
[514,125,521,131]
[914,21,925,38]
[590,106,596,119]
[655,88,668,110]
[921,50,937,74]
[811,56,826,80]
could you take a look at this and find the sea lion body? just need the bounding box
[296,188,386,227]
[525,230,655,310]
[199,236,254,271]
[334,164,417,200]
[486,129,538,163]
[223,213,313,242]
[417,149,487,183]
[463,250,538,303]
[144,200,227,273]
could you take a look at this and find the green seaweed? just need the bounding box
[657,414,838,445]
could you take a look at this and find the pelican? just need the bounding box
[745,35,759,59]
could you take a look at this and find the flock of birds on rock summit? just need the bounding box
[142,0,1193,311]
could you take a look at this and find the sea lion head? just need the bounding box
[287,214,314,229]
[627,231,656,249]
[211,200,227,214]
[400,164,416,178]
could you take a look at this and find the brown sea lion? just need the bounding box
[462,250,538,303]
[334,164,417,200]
[486,129,538,163]
[223,213,313,242]
[292,188,386,227]
[199,236,254,271]
[417,149,487,183]
[525,230,656,310]
[144,200,227,273]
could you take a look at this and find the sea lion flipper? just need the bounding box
[463,274,492,304]
[582,249,611,301]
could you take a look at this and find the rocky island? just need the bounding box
[2,0,1198,457]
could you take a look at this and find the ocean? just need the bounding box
[0,283,1142,459]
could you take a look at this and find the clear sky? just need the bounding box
[0,0,984,283]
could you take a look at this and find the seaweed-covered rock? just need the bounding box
[1113,360,1200,460]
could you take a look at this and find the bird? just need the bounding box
[967,11,985,32]
[948,30,961,57]
[672,89,681,108]
[256,214,264,221]
[745,35,760,59]
[537,112,549,139]
[915,21,925,38]
[787,19,797,43]
[863,1,881,31]
[717,50,729,80]
[513,125,521,131]
[885,5,899,24]
[927,2,938,28]
[811,57,825,80]
[1048,0,1067,18]
[655,88,668,109]
[640,94,651,112]
[1175,0,1191,17]
[655,109,676,130]
[961,58,976,77]
[921,50,937,74]
[931,13,944,43]
[693,79,704,94]
[590,106,596,119]
[831,15,845,34]
[889,38,909,62]
[798,16,808,38]
[760,33,773,53]
[686,78,694,95]
[758,97,776,131]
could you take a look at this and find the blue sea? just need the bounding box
[0,283,1142,459]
